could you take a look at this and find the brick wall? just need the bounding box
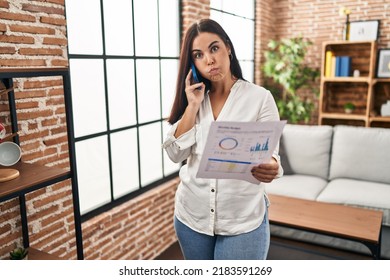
[254,0,274,86]
[181,0,210,35]
[1,0,389,260]
[0,0,75,259]
[82,178,179,260]
[0,0,67,67]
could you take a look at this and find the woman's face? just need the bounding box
[191,32,231,82]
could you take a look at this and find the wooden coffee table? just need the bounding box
[267,194,383,259]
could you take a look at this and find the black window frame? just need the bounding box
[66,0,182,221]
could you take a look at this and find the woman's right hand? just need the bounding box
[185,69,205,108]
[174,69,205,138]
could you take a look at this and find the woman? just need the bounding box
[162,19,283,260]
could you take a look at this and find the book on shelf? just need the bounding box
[339,56,351,77]
[335,56,341,76]
[331,56,336,77]
[325,50,334,77]
[324,51,352,78]
[335,56,352,77]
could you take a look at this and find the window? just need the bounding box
[65,0,181,216]
[210,0,255,82]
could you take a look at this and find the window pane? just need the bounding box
[159,0,180,57]
[210,0,222,10]
[134,0,159,56]
[65,0,103,55]
[233,17,254,60]
[210,10,223,23]
[76,136,111,215]
[136,59,161,123]
[163,122,181,176]
[103,0,134,55]
[211,1,255,92]
[139,122,163,186]
[212,0,254,19]
[67,0,180,215]
[111,129,139,198]
[69,59,107,137]
[219,13,254,61]
[240,61,254,83]
[161,59,178,118]
[239,1,255,19]
[106,59,137,129]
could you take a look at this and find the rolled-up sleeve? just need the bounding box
[162,121,197,163]
[272,151,284,178]
[258,90,284,178]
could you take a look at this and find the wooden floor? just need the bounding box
[155,236,372,260]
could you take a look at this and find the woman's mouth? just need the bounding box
[208,67,219,75]
[208,67,225,81]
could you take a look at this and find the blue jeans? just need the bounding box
[174,208,270,260]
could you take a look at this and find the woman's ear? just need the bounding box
[224,38,230,52]
[226,45,232,57]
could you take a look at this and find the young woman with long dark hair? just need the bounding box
[163,19,282,260]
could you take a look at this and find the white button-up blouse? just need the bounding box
[163,79,283,236]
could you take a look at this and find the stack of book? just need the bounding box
[324,51,352,77]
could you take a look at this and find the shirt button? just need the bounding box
[211,209,214,213]
[211,189,215,192]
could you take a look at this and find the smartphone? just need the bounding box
[191,63,200,83]
[191,63,202,90]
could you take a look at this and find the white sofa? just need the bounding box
[265,124,390,259]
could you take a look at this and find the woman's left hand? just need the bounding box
[251,158,279,183]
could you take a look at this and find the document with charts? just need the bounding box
[196,120,286,184]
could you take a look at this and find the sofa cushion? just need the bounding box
[279,138,293,175]
[317,178,390,227]
[281,124,333,179]
[265,174,328,201]
[329,125,390,184]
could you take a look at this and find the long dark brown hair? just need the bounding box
[167,19,243,125]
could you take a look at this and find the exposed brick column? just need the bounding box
[0,0,68,67]
[181,0,210,36]
[255,0,275,86]
[0,0,73,259]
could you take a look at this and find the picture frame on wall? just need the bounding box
[349,20,380,41]
[377,49,390,78]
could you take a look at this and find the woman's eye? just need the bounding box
[193,52,202,59]
[211,46,219,52]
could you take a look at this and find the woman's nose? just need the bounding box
[205,53,214,65]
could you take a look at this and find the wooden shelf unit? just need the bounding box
[319,41,390,127]
[0,68,83,260]
[0,162,70,200]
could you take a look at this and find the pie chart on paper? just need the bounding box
[219,137,238,150]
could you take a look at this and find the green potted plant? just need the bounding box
[9,246,28,260]
[262,37,320,123]
[344,102,355,114]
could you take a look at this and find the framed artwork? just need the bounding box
[377,49,390,78]
[349,20,379,41]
